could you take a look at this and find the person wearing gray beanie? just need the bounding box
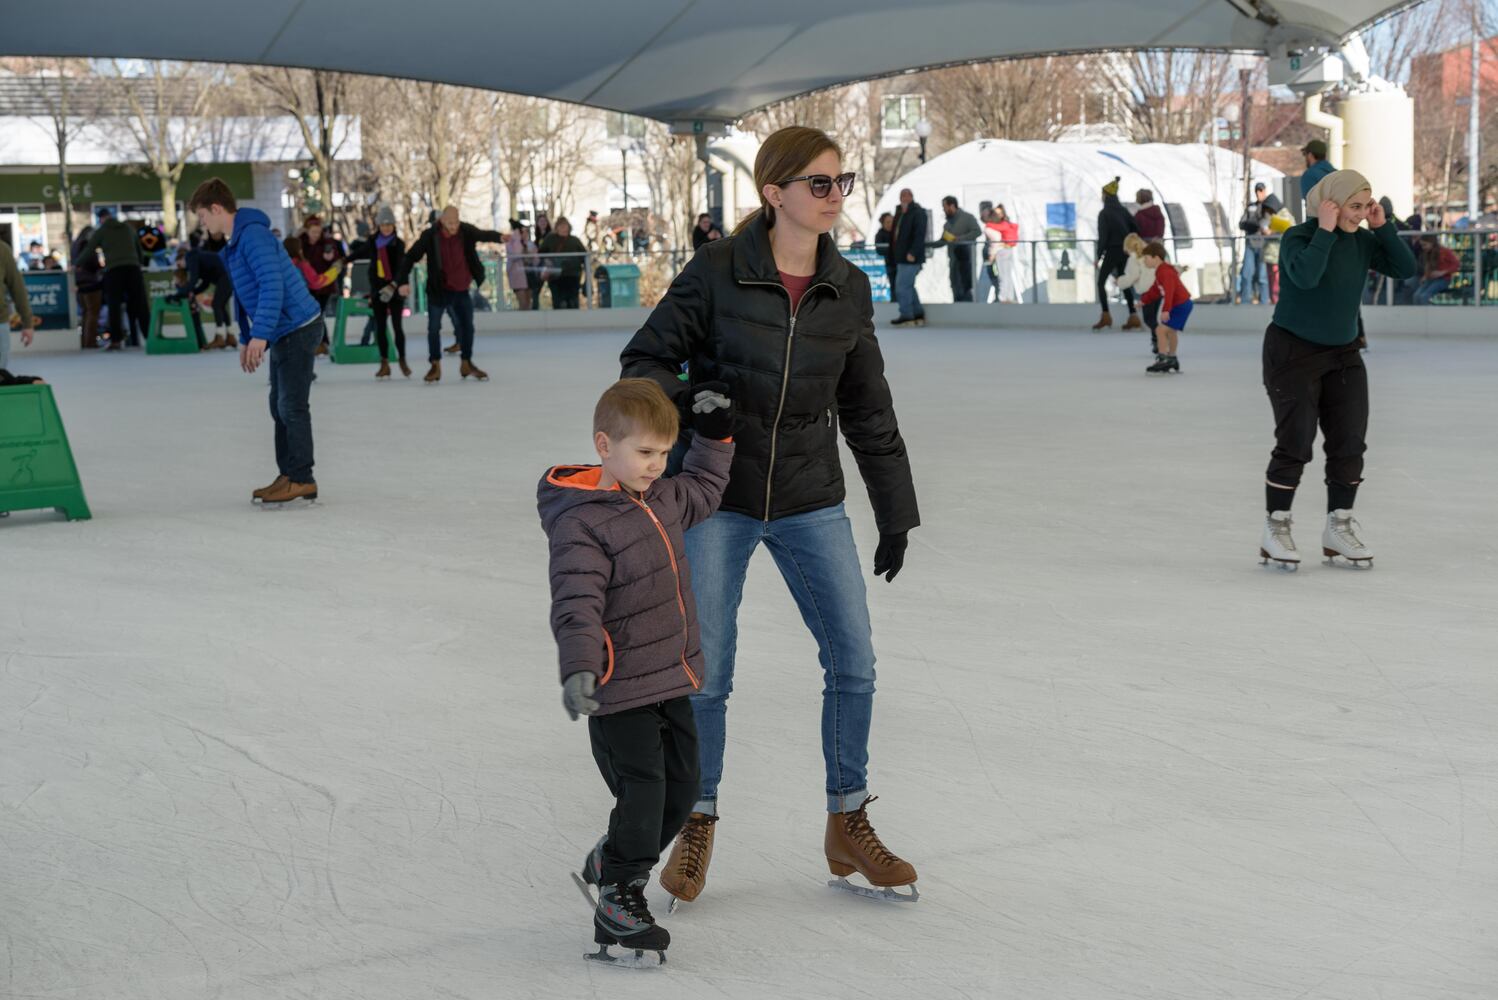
[346,206,409,378]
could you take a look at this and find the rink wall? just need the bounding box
[9,303,1491,356]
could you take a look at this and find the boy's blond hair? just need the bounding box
[1123,233,1146,255]
[594,378,679,443]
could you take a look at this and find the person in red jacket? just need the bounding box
[1137,242,1191,374]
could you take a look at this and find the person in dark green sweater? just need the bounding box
[1258,169,1417,570]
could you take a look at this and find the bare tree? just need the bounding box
[922,57,1088,143]
[635,122,700,249]
[395,80,500,214]
[2,57,106,245]
[250,68,352,228]
[106,60,219,236]
[1102,50,1238,144]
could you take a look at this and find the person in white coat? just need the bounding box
[1114,233,1158,353]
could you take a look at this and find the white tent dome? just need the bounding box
[874,140,1286,305]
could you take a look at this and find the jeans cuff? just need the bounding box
[828,788,869,814]
[692,798,717,816]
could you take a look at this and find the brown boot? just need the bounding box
[1090,312,1112,331]
[375,359,391,379]
[206,333,226,350]
[460,359,489,382]
[316,341,329,356]
[824,797,917,893]
[660,812,718,905]
[1121,314,1143,331]
[251,474,288,503]
[258,478,318,506]
[424,361,441,384]
[444,342,461,354]
[398,358,412,378]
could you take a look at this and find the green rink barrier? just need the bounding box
[147,297,200,355]
[0,383,92,521]
[330,297,397,364]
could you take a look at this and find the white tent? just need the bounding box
[1,2,1418,124]
[873,139,1286,306]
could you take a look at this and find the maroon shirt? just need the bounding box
[439,229,471,291]
[779,270,814,313]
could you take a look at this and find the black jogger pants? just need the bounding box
[587,696,699,886]
[1262,322,1369,498]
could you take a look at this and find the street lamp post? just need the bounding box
[617,133,632,221]
[915,118,932,163]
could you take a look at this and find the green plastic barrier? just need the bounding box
[0,383,92,521]
[147,297,200,355]
[330,297,398,364]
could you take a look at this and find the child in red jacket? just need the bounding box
[1138,242,1192,374]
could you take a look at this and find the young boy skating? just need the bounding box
[537,377,735,965]
[1138,242,1192,374]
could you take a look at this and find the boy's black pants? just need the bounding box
[1262,322,1368,503]
[588,697,699,886]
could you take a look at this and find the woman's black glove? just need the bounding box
[690,381,735,439]
[873,531,908,583]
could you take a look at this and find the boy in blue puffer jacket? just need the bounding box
[189,178,325,507]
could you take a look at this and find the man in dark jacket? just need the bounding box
[937,195,982,302]
[890,188,927,325]
[396,206,504,383]
[1093,177,1141,330]
[83,208,149,349]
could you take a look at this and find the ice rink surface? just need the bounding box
[2,326,1495,1000]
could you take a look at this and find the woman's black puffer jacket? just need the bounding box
[621,215,919,535]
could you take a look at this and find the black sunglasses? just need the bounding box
[775,172,856,198]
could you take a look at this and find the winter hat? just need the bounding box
[1301,138,1328,159]
[375,206,396,226]
[1305,169,1372,211]
[1102,176,1120,196]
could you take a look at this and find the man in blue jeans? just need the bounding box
[190,177,324,507]
[889,188,927,326]
[397,206,504,384]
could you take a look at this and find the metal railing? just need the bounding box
[336,228,1497,311]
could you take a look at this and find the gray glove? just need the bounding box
[562,672,601,721]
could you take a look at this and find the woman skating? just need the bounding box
[1258,169,1416,569]
[346,208,410,378]
[621,125,921,906]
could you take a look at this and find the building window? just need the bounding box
[605,112,648,141]
[881,95,926,148]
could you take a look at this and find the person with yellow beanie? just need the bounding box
[1092,176,1142,331]
[1257,169,1417,570]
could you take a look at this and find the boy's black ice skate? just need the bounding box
[586,877,668,967]
[1146,354,1180,374]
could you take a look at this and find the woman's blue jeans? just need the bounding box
[683,504,876,815]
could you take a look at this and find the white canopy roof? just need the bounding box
[2,1,1418,123]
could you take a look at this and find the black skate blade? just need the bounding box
[584,944,666,968]
[827,875,920,903]
[570,871,598,907]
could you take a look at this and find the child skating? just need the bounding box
[537,378,735,967]
[1137,242,1191,373]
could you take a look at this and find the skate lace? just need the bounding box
[844,797,903,867]
[615,881,654,924]
[1329,514,1364,548]
[677,814,718,880]
[1269,515,1297,550]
